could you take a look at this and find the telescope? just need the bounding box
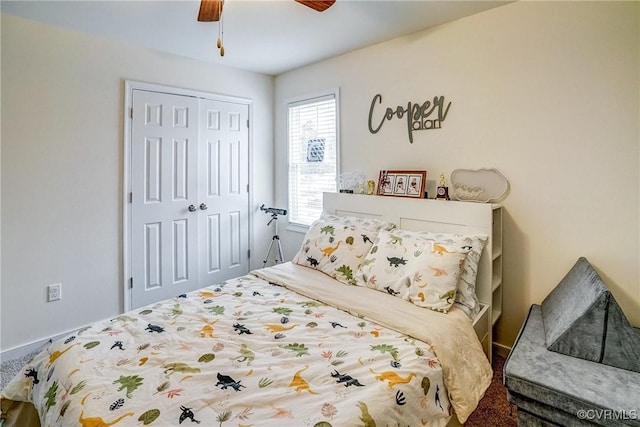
[260,205,287,216]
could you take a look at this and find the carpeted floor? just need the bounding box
[465,353,518,426]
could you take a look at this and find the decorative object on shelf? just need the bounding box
[377,170,426,198]
[367,93,452,144]
[366,180,376,195]
[435,173,451,201]
[450,168,510,203]
[340,170,366,194]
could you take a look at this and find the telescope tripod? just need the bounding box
[262,213,284,267]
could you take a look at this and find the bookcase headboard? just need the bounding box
[323,192,502,359]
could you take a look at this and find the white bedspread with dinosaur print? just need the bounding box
[2,263,491,427]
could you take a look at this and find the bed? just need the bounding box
[1,193,495,427]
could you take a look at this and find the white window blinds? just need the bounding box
[287,93,338,227]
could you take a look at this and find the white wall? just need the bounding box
[0,14,275,353]
[274,1,640,347]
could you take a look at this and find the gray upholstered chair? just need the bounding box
[504,257,640,426]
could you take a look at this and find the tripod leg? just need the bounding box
[276,237,284,265]
[263,238,277,267]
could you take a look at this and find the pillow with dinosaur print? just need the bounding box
[292,215,392,285]
[418,232,488,319]
[355,229,470,313]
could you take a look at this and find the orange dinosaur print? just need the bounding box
[46,343,78,368]
[429,266,447,276]
[369,367,416,388]
[432,243,453,256]
[199,290,218,299]
[289,365,318,394]
[264,323,298,333]
[79,411,134,427]
[200,324,214,338]
[319,241,342,257]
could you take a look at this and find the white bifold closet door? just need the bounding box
[130,90,249,309]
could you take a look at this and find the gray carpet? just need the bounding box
[1,350,40,390]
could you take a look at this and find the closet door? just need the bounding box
[130,90,200,307]
[129,90,250,309]
[198,99,250,286]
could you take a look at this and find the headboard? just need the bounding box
[323,192,501,359]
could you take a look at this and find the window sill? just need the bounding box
[286,223,310,234]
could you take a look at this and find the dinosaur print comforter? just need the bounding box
[1,263,492,427]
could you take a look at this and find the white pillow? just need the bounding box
[418,232,488,319]
[355,229,470,313]
[292,214,395,285]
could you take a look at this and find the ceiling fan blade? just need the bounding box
[295,0,335,12]
[198,0,223,22]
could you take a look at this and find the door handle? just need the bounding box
[188,204,197,212]
[199,203,208,211]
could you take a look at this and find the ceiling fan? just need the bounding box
[197,0,335,56]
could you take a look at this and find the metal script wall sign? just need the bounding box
[368,93,452,143]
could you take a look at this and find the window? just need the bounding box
[287,90,339,227]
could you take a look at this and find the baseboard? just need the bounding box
[1,329,74,362]
[493,342,512,358]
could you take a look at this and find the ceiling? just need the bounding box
[1,0,509,76]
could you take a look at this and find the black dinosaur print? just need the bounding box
[178,405,201,424]
[145,323,165,333]
[25,368,39,385]
[216,372,245,392]
[233,323,253,335]
[110,341,125,351]
[306,256,319,267]
[384,286,400,296]
[331,370,365,387]
[387,256,407,267]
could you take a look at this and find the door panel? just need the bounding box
[199,99,249,286]
[131,90,199,307]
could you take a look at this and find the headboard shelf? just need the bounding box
[323,192,503,360]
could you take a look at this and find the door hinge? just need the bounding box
[246,119,249,128]
[130,107,133,119]
[246,184,249,193]
[247,250,251,259]
[129,277,133,289]
[129,192,133,203]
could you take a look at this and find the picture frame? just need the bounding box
[378,170,426,198]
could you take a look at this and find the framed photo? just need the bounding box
[378,170,426,198]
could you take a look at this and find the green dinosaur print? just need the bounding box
[113,375,143,399]
[273,307,293,316]
[234,343,255,365]
[370,344,399,361]
[299,300,322,308]
[282,343,309,357]
[163,363,201,376]
[320,225,335,236]
[439,290,456,304]
[336,265,356,285]
[345,236,355,245]
[208,305,225,315]
[357,401,377,427]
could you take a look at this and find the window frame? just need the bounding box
[285,88,340,233]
